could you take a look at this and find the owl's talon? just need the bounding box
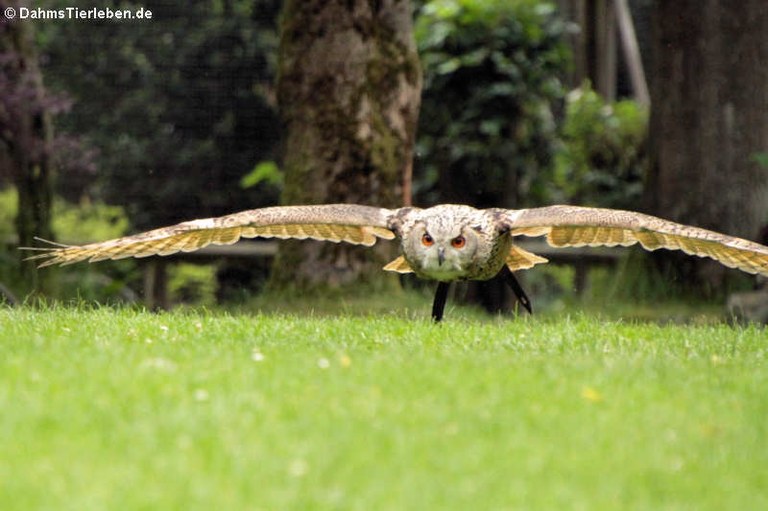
[22,202,768,321]
[501,266,532,314]
[431,282,450,322]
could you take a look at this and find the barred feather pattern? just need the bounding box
[507,205,768,276]
[505,245,549,271]
[24,204,396,268]
[23,203,768,280]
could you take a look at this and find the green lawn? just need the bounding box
[1,305,766,510]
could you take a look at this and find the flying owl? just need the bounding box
[24,203,768,321]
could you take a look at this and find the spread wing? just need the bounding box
[503,205,768,276]
[24,204,397,268]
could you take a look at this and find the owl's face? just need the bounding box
[405,219,481,281]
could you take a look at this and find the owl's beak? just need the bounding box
[437,247,445,266]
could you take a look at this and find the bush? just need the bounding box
[0,188,137,302]
[415,0,572,207]
[0,189,17,244]
[51,197,129,243]
[552,82,648,209]
[168,263,217,307]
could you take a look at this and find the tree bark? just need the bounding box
[0,5,55,293]
[272,0,421,288]
[646,0,768,294]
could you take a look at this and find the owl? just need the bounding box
[24,203,768,321]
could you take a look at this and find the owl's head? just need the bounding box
[405,215,482,281]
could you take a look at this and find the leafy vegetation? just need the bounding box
[239,160,283,190]
[553,82,648,208]
[414,1,649,212]
[168,263,218,307]
[0,188,133,300]
[0,0,728,309]
[0,186,221,305]
[1,306,766,510]
[0,189,17,243]
[0,187,129,245]
[37,0,282,229]
[415,0,571,206]
[0,0,284,300]
[752,152,768,169]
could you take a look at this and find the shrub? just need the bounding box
[552,82,648,209]
[415,0,572,207]
[0,188,133,300]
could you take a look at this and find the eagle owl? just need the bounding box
[25,204,768,321]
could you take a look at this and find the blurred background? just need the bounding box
[1,0,766,320]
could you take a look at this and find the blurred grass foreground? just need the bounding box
[1,304,766,510]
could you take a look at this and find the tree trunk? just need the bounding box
[272,0,421,289]
[645,0,768,295]
[0,4,55,293]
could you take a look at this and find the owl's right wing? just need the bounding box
[24,204,397,267]
[501,205,768,276]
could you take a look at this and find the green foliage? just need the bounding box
[168,263,218,306]
[1,186,242,307]
[0,189,17,243]
[2,306,767,510]
[0,190,20,301]
[2,188,215,306]
[415,0,571,206]
[37,0,282,229]
[552,82,649,208]
[240,160,283,189]
[51,198,129,243]
[0,186,129,244]
[47,199,135,305]
[24,0,283,303]
[48,202,221,307]
[752,152,768,168]
[0,187,134,300]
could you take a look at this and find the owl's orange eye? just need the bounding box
[421,233,434,247]
[451,236,466,248]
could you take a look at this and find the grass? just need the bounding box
[1,304,766,510]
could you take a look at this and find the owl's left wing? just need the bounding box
[24,204,397,267]
[501,205,768,276]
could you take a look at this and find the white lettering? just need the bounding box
[19,7,67,20]
[18,5,153,22]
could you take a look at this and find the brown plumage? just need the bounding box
[23,203,768,320]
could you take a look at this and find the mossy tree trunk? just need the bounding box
[645,0,768,296]
[272,0,421,289]
[0,5,55,293]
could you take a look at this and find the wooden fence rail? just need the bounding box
[142,239,623,309]
[2,238,622,308]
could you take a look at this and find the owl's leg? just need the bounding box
[500,266,532,314]
[431,282,451,322]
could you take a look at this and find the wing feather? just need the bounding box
[505,205,768,276]
[24,204,397,267]
[382,255,414,274]
[505,245,549,271]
